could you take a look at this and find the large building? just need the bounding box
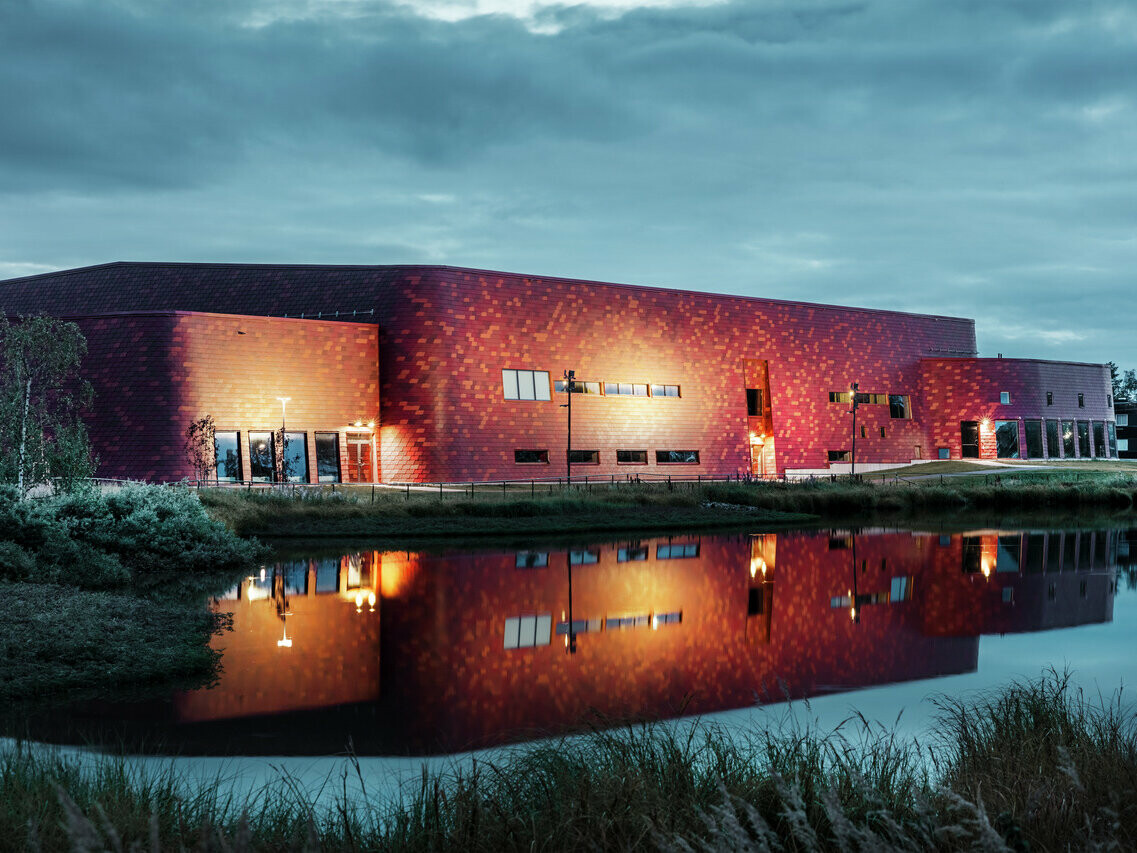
[0,262,1119,483]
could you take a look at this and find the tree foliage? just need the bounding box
[0,315,96,493]
[1109,361,1137,402]
[184,414,217,480]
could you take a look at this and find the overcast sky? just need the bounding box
[2,0,1135,367]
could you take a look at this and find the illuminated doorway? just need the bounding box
[345,433,373,482]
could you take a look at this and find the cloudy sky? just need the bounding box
[2,0,1135,367]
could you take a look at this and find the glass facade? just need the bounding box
[1045,420,1060,458]
[248,432,274,481]
[1108,422,1118,457]
[1024,420,1043,459]
[315,432,341,482]
[1093,422,1106,458]
[1077,421,1091,457]
[281,432,308,482]
[995,421,1019,458]
[215,431,241,481]
[1063,421,1076,457]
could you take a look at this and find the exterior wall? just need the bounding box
[919,357,1115,460]
[76,312,379,482]
[3,263,981,480]
[1118,401,1137,459]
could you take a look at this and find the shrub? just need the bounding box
[0,541,34,581]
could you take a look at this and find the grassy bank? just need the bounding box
[0,484,261,704]
[4,672,1134,851]
[198,471,1137,538]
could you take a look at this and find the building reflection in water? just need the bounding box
[174,528,1122,754]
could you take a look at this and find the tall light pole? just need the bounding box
[848,382,859,479]
[561,370,574,485]
[277,396,290,430]
[276,397,291,483]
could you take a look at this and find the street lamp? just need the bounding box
[277,397,291,430]
[276,397,291,483]
[561,370,574,484]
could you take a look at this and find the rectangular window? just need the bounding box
[554,379,601,394]
[1024,420,1043,459]
[315,432,341,483]
[555,618,603,636]
[569,550,599,565]
[1093,422,1106,458]
[1078,393,1085,408]
[890,576,913,602]
[1119,438,1129,452]
[857,393,888,405]
[1000,391,1011,404]
[1108,422,1118,457]
[657,543,699,559]
[1046,420,1060,457]
[1077,421,1091,457]
[604,382,648,396]
[1063,421,1076,457]
[503,614,552,649]
[938,447,950,459]
[315,558,339,593]
[514,449,549,464]
[1119,414,1129,427]
[746,388,762,416]
[656,450,699,464]
[618,545,648,562]
[995,421,1020,458]
[879,427,887,438]
[888,395,911,419]
[616,450,647,464]
[248,432,275,482]
[502,369,551,401]
[1107,395,1112,408]
[1046,391,1053,406]
[827,450,851,462]
[568,449,600,465]
[515,551,548,568]
[651,384,680,397]
[828,391,851,404]
[214,431,241,481]
[281,432,308,482]
[860,425,867,439]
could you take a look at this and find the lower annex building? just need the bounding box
[0,262,1120,483]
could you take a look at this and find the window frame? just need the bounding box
[514,449,550,464]
[502,368,552,401]
[214,431,242,482]
[604,381,649,397]
[616,450,648,465]
[888,394,912,419]
[655,449,700,465]
[567,449,600,465]
[314,432,341,483]
[650,384,681,398]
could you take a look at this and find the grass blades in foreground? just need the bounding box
[4,671,1135,851]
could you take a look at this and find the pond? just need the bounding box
[36,523,1137,756]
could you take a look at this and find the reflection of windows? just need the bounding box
[1002,587,1014,603]
[997,536,1021,572]
[282,432,308,482]
[748,587,765,615]
[315,433,341,483]
[995,421,1019,458]
[215,431,241,481]
[618,545,648,562]
[890,576,912,602]
[617,450,647,464]
[570,550,599,565]
[657,543,699,559]
[555,379,601,394]
[515,551,548,568]
[556,618,602,635]
[604,382,649,396]
[284,561,308,595]
[514,449,549,464]
[746,389,762,415]
[502,369,551,401]
[828,536,852,550]
[651,384,680,397]
[568,450,600,465]
[607,614,651,630]
[962,536,982,573]
[248,432,274,482]
[657,450,699,464]
[889,395,911,419]
[315,558,339,593]
[346,554,364,589]
[1024,535,1046,574]
[654,611,682,626]
[503,614,552,649]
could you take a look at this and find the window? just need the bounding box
[828,391,851,404]
[215,431,241,481]
[281,432,308,482]
[657,543,699,559]
[1046,420,1060,457]
[879,427,887,438]
[890,576,912,602]
[656,450,699,464]
[515,551,548,568]
[1078,393,1085,408]
[1107,395,1112,408]
[651,384,680,398]
[1024,420,1043,459]
[556,618,602,635]
[1093,422,1106,458]
[1119,414,1129,427]
[857,393,888,405]
[607,614,651,630]
[315,558,339,593]
[569,550,599,565]
[604,382,648,396]
[1108,422,1118,457]
[315,432,341,483]
[555,379,601,394]
[860,425,867,439]
[616,450,647,464]
[748,588,765,616]
[938,447,950,459]
[1077,421,1091,457]
[248,432,275,482]
[746,388,762,416]
[502,369,551,401]
[618,545,648,562]
[1120,439,1130,452]
[514,449,549,464]
[828,450,851,462]
[995,421,1019,458]
[503,614,552,649]
[1047,391,1053,406]
[568,449,600,465]
[1063,421,1076,457]
[888,395,911,419]
[999,391,1011,404]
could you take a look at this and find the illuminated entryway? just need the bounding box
[345,433,374,482]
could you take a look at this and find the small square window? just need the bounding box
[1000,391,1011,404]
[938,447,950,459]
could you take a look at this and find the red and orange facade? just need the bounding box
[0,262,1119,482]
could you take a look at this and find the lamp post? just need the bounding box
[561,370,574,485]
[848,382,859,479]
[276,397,290,483]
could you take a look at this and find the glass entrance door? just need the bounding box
[961,421,980,458]
[345,433,373,482]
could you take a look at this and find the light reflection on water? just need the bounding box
[137,525,1137,757]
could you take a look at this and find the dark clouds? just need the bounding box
[1,0,1135,367]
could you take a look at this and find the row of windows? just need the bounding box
[1030,391,1107,408]
[214,431,346,482]
[503,369,682,401]
[515,449,700,465]
[996,419,1118,460]
[515,543,699,567]
[505,611,684,648]
[829,392,911,419]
